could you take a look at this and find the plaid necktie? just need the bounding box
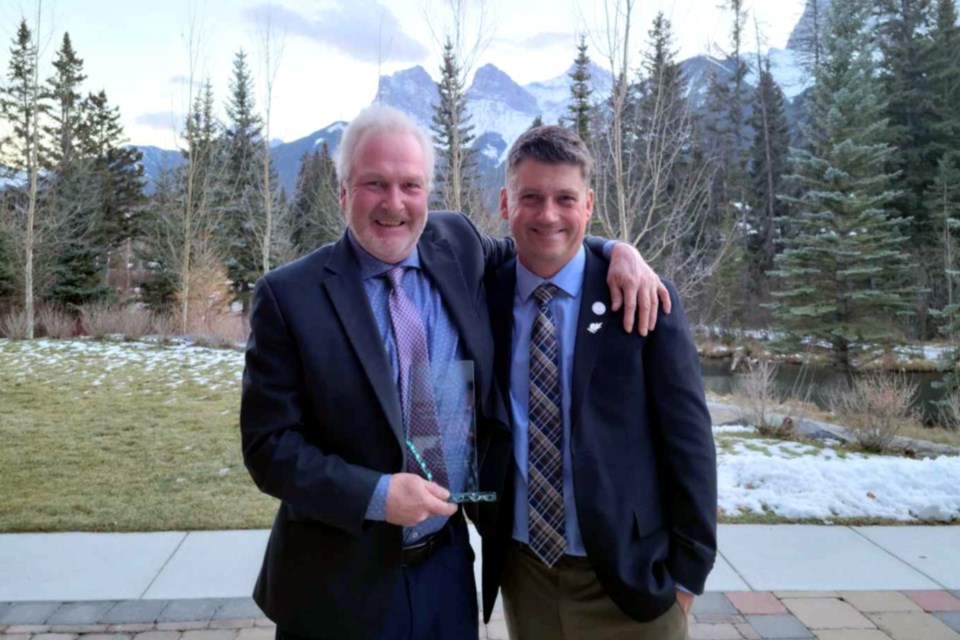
[385,266,449,488]
[528,283,566,567]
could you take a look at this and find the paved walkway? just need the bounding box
[2,524,959,639]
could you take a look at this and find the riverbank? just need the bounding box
[695,330,955,373]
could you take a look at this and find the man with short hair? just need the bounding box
[240,106,667,640]
[480,125,717,640]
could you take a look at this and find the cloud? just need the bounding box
[519,32,573,49]
[135,112,182,131]
[244,2,428,64]
[169,75,203,88]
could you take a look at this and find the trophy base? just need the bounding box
[448,492,497,504]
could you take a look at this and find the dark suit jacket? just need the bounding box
[479,248,718,624]
[240,212,514,640]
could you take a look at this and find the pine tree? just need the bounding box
[746,56,791,314]
[632,13,692,248]
[928,0,960,159]
[565,35,592,144]
[0,20,48,172]
[222,50,266,305]
[290,144,342,254]
[430,37,479,217]
[0,225,15,302]
[770,0,918,371]
[79,89,145,249]
[927,152,960,339]
[44,32,86,168]
[0,19,49,337]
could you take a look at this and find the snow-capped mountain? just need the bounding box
[524,60,613,127]
[374,65,439,128]
[133,6,820,196]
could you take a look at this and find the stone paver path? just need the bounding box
[2,591,960,639]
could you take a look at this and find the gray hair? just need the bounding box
[335,104,435,192]
[505,125,593,195]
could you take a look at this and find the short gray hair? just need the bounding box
[505,125,593,194]
[335,104,435,192]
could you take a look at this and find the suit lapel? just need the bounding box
[418,232,485,368]
[570,249,609,429]
[322,236,404,447]
[488,259,517,404]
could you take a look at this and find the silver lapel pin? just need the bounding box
[592,302,606,316]
[588,322,602,334]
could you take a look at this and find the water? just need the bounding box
[700,359,948,423]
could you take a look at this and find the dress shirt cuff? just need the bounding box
[677,584,694,595]
[602,240,618,259]
[365,474,391,521]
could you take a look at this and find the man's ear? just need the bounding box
[339,183,347,211]
[586,188,595,218]
[499,187,509,221]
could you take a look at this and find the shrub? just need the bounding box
[736,358,792,437]
[828,373,920,453]
[937,391,960,433]
[0,308,31,340]
[79,303,152,341]
[37,305,76,339]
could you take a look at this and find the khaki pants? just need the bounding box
[501,542,688,640]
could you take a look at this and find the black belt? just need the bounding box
[400,517,458,567]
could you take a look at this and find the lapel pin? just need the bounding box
[588,322,602,334]
[592,302,606,316]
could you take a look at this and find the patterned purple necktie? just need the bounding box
[385,266,449,488]
[528,283,566,567]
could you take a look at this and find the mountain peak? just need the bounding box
[374,65,438,127]
[468,64,538,114]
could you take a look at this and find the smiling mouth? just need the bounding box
[376,220,406,228]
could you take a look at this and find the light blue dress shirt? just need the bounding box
[509,245,589,555]
[349,232,467,545]
[508,246,693,593]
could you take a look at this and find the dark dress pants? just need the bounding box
[275,518,478,640]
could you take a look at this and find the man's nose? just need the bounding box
[384,184,403,211]
[539,200,560,222]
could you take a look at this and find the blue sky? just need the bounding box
[0,0,806,149]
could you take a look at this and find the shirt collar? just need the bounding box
[515,245,586,303]
[347,228,421,280]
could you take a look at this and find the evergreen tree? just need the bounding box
[746,56,791,313]
[875,0,936,227]
[0,225,15,302]
[222,50,266,305]
[0,20,48,173]
[79,89,145,249]
[529,115,543,129]
[430,37,479,217]
[44,32,86,168]
[927,152,960,340]
[631,13,692,248]
[564,35,592,144]
[290,143,342,254]
[770,0,917,371]
[0,19,49,337]
[928,0,960,159]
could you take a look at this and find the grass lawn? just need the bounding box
[2,338,956,532]
[0,338,277,532]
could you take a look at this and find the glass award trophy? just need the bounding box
[404,360,496,504]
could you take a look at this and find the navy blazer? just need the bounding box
[479,248,718,624]
[240,213,513,640]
